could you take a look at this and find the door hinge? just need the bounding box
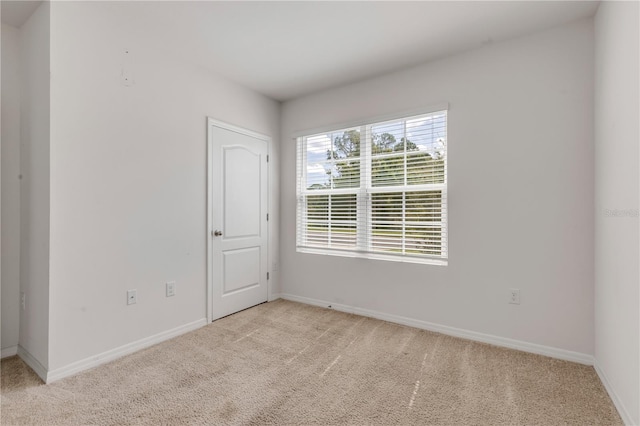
[267,213,269,221]
[267,155,269,163]
[267,272,270,280]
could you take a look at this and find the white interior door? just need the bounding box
[208,118,269,321]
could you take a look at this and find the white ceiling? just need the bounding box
[2,1,599,101]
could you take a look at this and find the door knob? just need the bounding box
[213,230,223,237]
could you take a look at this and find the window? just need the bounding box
[296,109,447,265]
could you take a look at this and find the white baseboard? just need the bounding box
[17,346,48,382]
[594,361,636,426]
[46,318,208,383]
[1,345,18,359]
[269,292,282,301]
[280,293,594,365]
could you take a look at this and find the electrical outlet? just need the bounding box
[127,289,137,305]
[509,288,520,305]
[166,281,176,297]
[21,292,26,310]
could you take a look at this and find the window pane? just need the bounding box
[405,191,442,222]
[405,227,443,256]
[371,191,443,256]
[405,191,443,256]
[332,160,360,188]
[371,193,403,252]
[331,129,361,160]
[331,194,357,221]
[406,114,446,156]
[406,153,445,185]
[330,194,357,248]
[306,195,328,246]
[306,162,331,189]
[330,222,357,248]
[305,194,357,249]
[372,154,404,187]
[306,195,329,221]
[305,134,332,190]
[372,121,404,156]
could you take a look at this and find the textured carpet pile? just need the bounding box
[1,300,622,425]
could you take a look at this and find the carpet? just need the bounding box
[1,299,622,425]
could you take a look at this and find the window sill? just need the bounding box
[296,247,448,266]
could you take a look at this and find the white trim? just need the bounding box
[206,117,271,323]
[1,345,18,359]
[594,361,636,426]
[292,102,449,138]
[46,318,207,383]
[207,117,271,143]
[269,293,282,301]
[17,346,48,382]
[279,293,594,365]
[207,118,214,323]
[296,247,448,266]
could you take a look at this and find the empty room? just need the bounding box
[1,0,638,425]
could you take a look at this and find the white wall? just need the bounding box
[594,2,639,424]
[18,2,50,370]
[48,2,280,372]
[1,23,21,355]
[281,20,595,357]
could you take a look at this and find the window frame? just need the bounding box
[296,105,448,266]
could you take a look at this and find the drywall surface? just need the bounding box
[18,2,50,369]
[281,20,595,356]
[48,2,280,371]
[1,23,21,353]
[594,2,640,424]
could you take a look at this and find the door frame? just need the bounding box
[206,117,271,323]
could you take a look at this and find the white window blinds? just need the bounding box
[296,110,447,264]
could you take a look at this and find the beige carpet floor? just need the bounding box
[1,299,622,425]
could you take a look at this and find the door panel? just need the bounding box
[223,147,261,238]
[209,120,268,321]
[223,247,261,295]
